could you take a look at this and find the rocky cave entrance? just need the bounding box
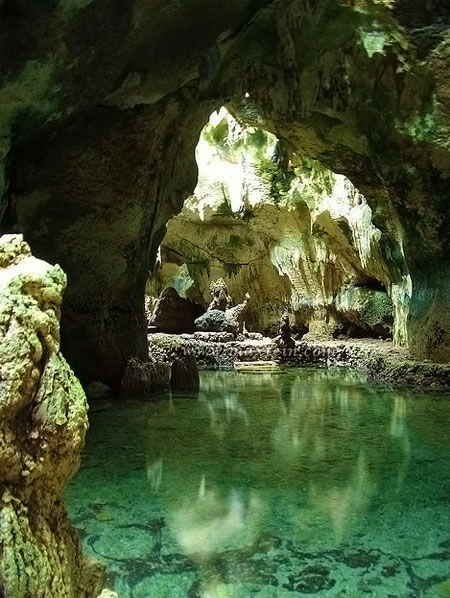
[146,106,396,343]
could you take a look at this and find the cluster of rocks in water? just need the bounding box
[148,278,251,336]
[140,280,450,392]
[120,279,250,395]
[150,333,449,389]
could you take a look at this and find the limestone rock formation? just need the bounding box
[147,334,200,392]
[272,313,296,352]
[227,292,251,334]
[170,353,199,391]
[208,278,233,311]
[195,291,250,335]
[0,234,104,597]
[194,309,238,334]
[120,356,171,396]
[149,120,395,341]
[0,0,449,371]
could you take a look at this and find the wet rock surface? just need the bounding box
[147,333,200,392]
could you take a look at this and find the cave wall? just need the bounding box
[5,98,212,386]
[0,0,449,383]
[218,0,450,360]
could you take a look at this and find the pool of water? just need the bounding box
[66,368,450,597]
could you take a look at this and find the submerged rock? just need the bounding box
[0,234,105,597]
[85,381,111,399]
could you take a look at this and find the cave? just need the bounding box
[1,0,449,389]
[146,107,398,342]
[0,1,449,597]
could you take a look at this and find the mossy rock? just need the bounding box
[149,333,184,351]
[435,579,450,598]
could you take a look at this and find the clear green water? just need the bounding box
[66,368,450,597]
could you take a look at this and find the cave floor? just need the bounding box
[66,368,450,597]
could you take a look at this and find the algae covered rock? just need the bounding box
[147,333,200,392]
[0,234,104,598]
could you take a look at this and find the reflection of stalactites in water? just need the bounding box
[390,396,407,440]
[205,400,226,441]
[171,487,247,557]
[204,393,250,440]
[390,395,411,493]
[310,450,374,542]
[146,457,163,492]
[198,474,206,499]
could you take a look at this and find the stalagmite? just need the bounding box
[0,234,105,598]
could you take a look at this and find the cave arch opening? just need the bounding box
[147,105,398,343]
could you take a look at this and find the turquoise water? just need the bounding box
[66,369,450,597]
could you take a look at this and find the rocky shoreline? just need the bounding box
[149,333,450,391]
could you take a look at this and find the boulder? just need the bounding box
[170,353,200,391]
[148,333,200,392]
[194,308,239,334]
[120,357,171,395]
[195,292,250,334]
[0,234,104,598]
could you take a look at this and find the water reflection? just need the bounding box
[202,391,250,441]
[145,369,412,554]
[66,368,450,597]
